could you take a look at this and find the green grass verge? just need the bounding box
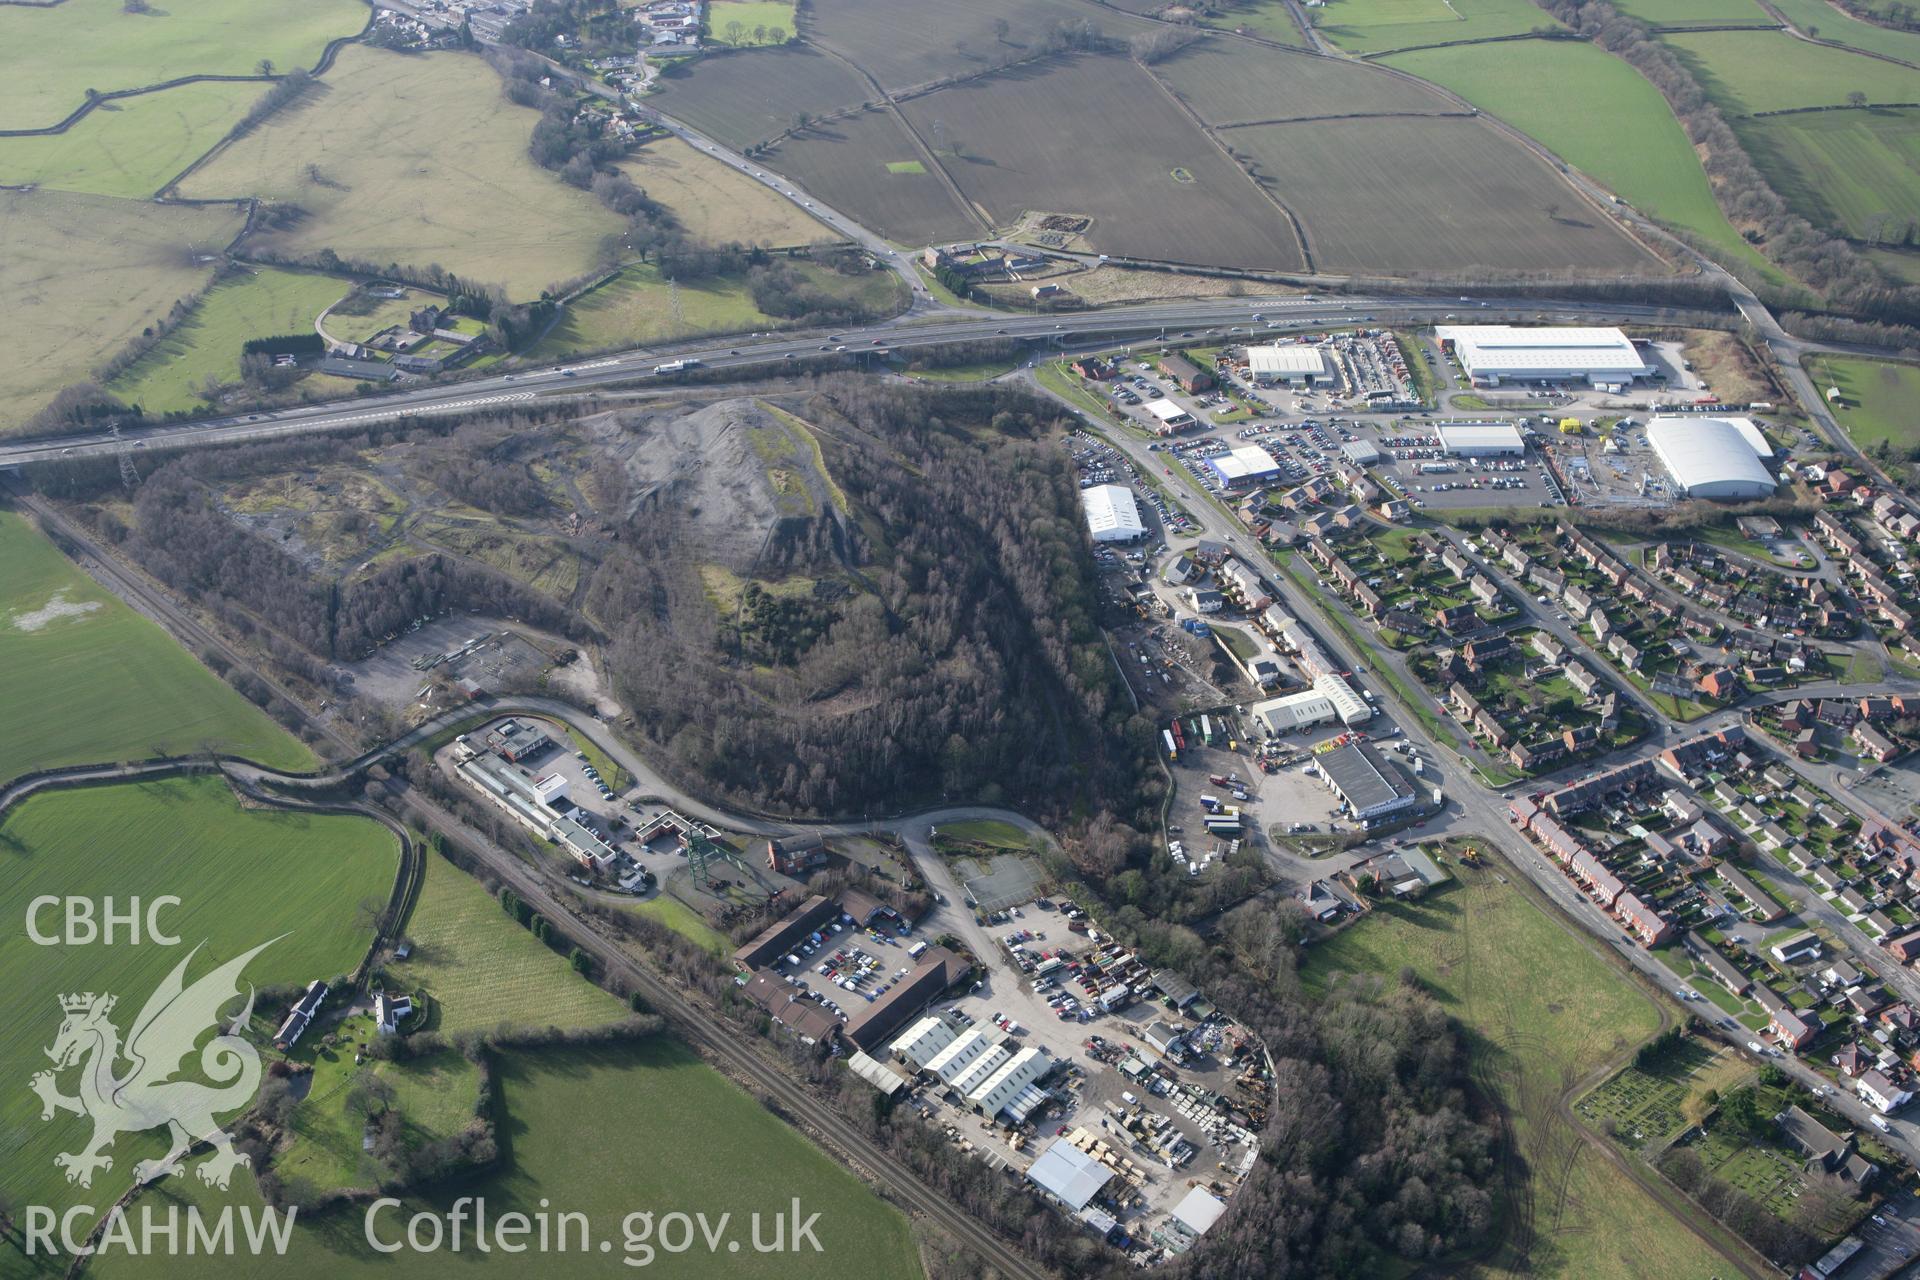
[558,724,634,793]
[0,509,316,782]
[900,354,1024,381]
[624,893,731,955]
[1306,862,1739,1280]
[0,773,398,1232]
[933,818,1034,849]
[388,850,629,1037]
[97,1040,923,1280]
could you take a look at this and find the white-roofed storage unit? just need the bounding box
[1206,446,1282,487]
[1315,672,1372,726]
[1252,689,1339,735]
[1081,484,1145,542]
[1145,398,1194,428]
[1247,345,1330,385]
[1172,1187,1229,1237]
[1646,417,1777,499]
[1026,1140,1113,1211]
[1436,423,1525,456]
[1436,325,1654,388]
[1649,414,1773,459]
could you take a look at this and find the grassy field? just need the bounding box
[1806,354,1920,453]
[273,1034,482,1197]
[623,136,830,245]
[0,774,397,1227]
[182,47,625,300]
[1385,39,1784,282]
[649,45,869,149]
[1666,29,1920,112]
[0,80,263,198]
[1742,106,1920,241]
[1227,115,1655,274]
[0,189,243,426]
[1311,0,1561,52]
[1154,37,1453,125]
[708,0,797,45]
[625,893,731,954]
[388,851,630,1036]
[766,108,978,246]
[801,0,1158,92]
[0,510,315,780]
[1768,0,1920,61]
[0,0,365,129]
[1611,0,1769,25]
[106,267,351,414]
[1305,859,1737,1280]
[319,287,430,346]
[1197,0,1311,44]
[896,54,1306,269]
[99,1040,923,1279]
[529,259,901,358]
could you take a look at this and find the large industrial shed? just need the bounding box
[1247,345,1330,386]
[1206,446,1282,488]
[1436,423,1525,456]
[1435,325,1654,389]
[1081,484,1145,542]
[1646,417,1777,500]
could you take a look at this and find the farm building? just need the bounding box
[1316,742,1416,824]
[1145,399,1195,433]
[1436,423,1525,456]
[1434,325,1653,389]
[1082,484,1146,543]
[1247,345,1330,386]
[1646,417,1777,500]
[1206,446,1282,488]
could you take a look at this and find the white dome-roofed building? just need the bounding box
[1645,416,1777,500]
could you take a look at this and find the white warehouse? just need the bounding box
[1436,423,1525,456]
[1253,673,1371,734]
[1247,345,1331,386]
[1646,417,1777,500]
[1436,325,1654,389]
[1081,483,1145,543]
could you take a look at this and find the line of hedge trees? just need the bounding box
[241,332,326,356]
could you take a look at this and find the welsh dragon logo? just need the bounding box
[30,940,275,1191]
